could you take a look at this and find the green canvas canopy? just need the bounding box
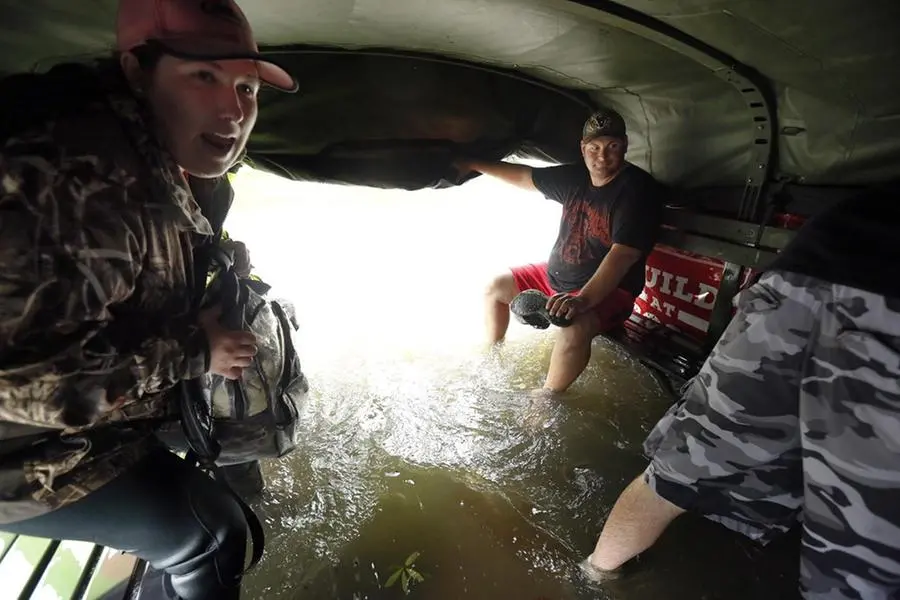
[2,0,899,200]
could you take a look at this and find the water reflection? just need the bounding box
[241,334,799,599]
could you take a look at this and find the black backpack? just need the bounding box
[159,209,310,575]
[156,251,309,466]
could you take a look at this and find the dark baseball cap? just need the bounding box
[582,109,627,141]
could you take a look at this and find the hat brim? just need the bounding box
[582,132,627,143]
[151,38,298,93]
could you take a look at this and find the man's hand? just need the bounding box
[199,306,258,380]
[452,158,473,175]
[546,292,592,321]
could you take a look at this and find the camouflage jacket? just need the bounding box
[0,65,222,524]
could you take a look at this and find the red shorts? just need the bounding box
[510,262,636,332]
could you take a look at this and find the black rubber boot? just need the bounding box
[134,565,178,600]
[509,289,573,329]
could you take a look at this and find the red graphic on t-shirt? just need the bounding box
[559,199,612,264]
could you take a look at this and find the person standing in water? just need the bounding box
[583,184,900,600]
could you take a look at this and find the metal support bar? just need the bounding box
[122,558,149,600]
[659,208,797,268]
[704,262,744,353]
[563,1,778,223]
[17,539,61,600]
[657,229,779,269]
[759,225,798,250]
[79,547,141,600]
[662,208,760,246]
[662,210,798,253]
[0,532,17,563]
[71,544,105,600]
[722,69,776,223]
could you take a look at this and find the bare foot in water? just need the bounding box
[579,556,624,584]
[522,388,563,431]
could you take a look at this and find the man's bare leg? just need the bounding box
[484,272,519,344]
[542,313,601,392]
[586,474,686,575]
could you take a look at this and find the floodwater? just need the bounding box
[239,333,800,600]
[226,169,800,600]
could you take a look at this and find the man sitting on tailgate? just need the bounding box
[455,109,665,393]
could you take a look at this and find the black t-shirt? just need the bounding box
[767,183,900,299]
[532,163,665,296]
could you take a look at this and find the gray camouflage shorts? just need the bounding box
[642,270,900,600]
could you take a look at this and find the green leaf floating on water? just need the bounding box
[385,569,402,588]
[385,550,426,595]
[407,569,424,583]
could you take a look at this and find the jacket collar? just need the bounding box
[103,82,214,236]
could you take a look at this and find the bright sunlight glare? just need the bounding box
[225,164,561,364]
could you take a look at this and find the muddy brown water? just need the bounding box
[225,171,800,599]
[238,333,800,600]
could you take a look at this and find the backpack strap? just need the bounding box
[177,378,221,462]
[270,301,297,393]
[176,241,240,461]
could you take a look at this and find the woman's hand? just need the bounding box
[199,306,257,379]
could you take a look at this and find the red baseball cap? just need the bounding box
[116,0,298,93]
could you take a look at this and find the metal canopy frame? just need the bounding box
[567,0,779,221]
